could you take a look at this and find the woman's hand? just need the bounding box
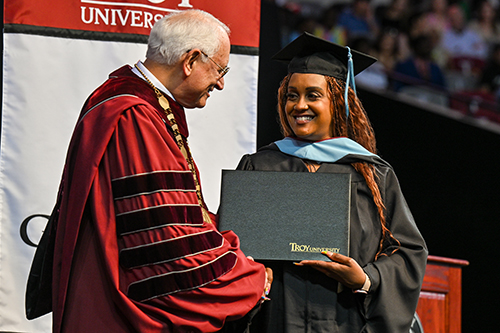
[263,267,273,300]
[295,251,366,289]
[248,256,273,301]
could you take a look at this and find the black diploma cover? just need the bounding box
[218,170,351,261]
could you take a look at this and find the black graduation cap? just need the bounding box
[272,32,377,82]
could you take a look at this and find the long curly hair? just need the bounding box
[277,73,400,260]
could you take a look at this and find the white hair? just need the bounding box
[146,10,231,65]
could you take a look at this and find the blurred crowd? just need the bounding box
[273,0,500,123]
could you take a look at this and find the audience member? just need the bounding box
[393,34,447,91]
[408,10,432,38]
[337,0,380,43]
[379,0,412,33]
[421,0,450,67]
[317,4,348,45]
[405,9,447,69]
[351,37,390,89]
[373,27,409,73]
[423,0,450,41]
[468,0,500,47]
[478,43,500,98]
[287,16,324,43]
[441,4,488,74]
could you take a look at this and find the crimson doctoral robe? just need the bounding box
[51,65,265,332]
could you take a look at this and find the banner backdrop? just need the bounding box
[2,1,260,331]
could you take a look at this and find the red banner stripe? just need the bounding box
[4,0,260,47]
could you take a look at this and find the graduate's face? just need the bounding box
[285,73,333,141]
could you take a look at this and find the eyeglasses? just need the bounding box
[200,50,230,79]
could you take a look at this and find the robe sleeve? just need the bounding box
[362,167,428,332]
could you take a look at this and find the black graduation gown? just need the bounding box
[237,143,428,333]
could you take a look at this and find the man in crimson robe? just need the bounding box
[27,9,270,333]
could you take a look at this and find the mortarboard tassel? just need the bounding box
[344,46,357,120]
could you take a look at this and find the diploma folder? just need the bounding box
[218,170,351,261]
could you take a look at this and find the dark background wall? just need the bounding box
[362,90,500,332]
[258,2,500,331]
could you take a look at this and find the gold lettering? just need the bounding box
[289,242,341,253]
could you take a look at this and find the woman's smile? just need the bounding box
[294,115,315,124]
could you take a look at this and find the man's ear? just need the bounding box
[183,49,202,76]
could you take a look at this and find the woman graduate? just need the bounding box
[237,32,428,332]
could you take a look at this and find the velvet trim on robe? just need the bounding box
[51,65,265,332]
[237,143,428,333]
